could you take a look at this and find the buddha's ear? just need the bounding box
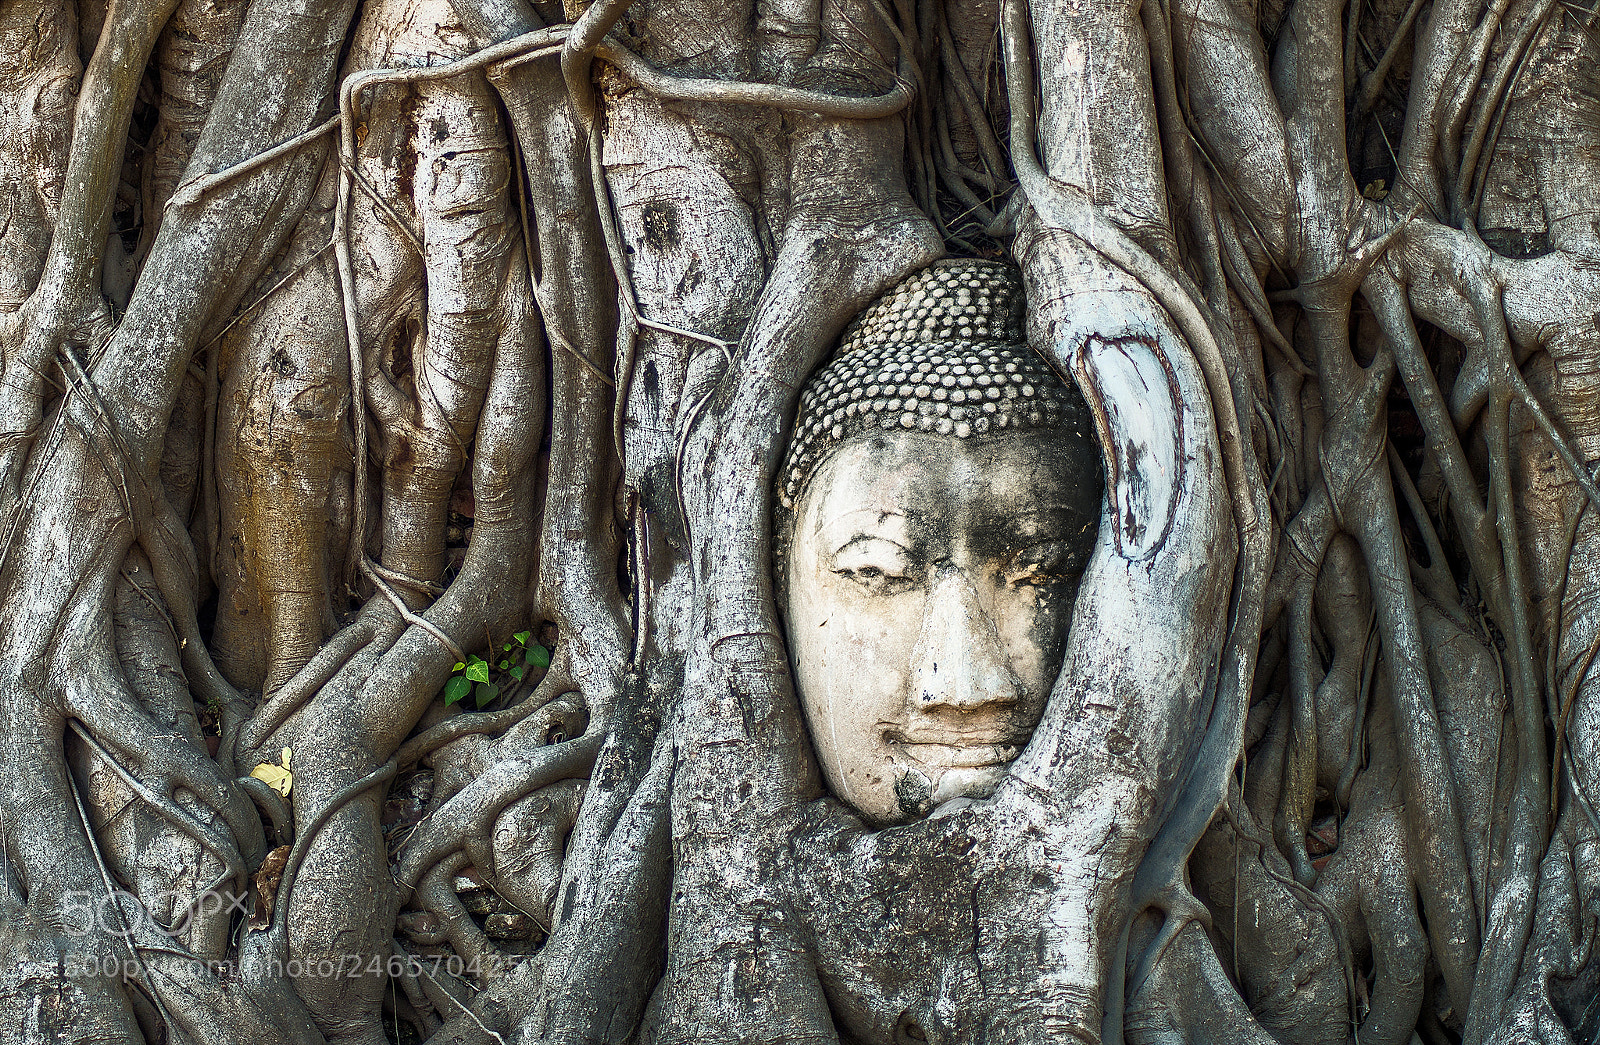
[1016,230,1205,563]
[1069,336,1183,562]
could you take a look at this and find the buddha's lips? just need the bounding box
[893,739,1024,769]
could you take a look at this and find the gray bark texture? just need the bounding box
[0,0,1595,1040]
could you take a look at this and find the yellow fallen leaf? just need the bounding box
[250,747,293,798]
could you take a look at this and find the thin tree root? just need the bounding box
[397,733,601,896]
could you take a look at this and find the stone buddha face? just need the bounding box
[776,261,1101,825]
[785,428,1097,824]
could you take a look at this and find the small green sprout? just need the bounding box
[441,631,551,707]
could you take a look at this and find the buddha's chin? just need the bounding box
[878,759,1014,823]
[929,763,1009,805]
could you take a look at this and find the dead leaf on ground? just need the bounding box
[249,746,293,798]
[250,845,291,930]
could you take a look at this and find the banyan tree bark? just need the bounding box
[0,0,1597,1040]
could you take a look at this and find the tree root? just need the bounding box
[398,733,600,896]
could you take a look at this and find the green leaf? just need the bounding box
[452,662,465,672]
[509,665,524,681]
[503,642,514,652]
[464,657,491,683]
[513,630,531,646]
[474,682,499,708]
[498,660,509,671]
[443,676,472,704]
[528,644,551,668]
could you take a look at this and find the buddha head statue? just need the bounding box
[775,259,1103,826]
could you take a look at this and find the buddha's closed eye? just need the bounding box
[1003,540,1078,588]
[832,537,917,593]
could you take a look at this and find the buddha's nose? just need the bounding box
[909,568,1024,712]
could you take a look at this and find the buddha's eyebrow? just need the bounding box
[969,506,1079,547]
[817,507,904,539]
[1007,506,1075,530]
[832,533,913,556]
[817,507,912,556]
[821,506,904,525]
